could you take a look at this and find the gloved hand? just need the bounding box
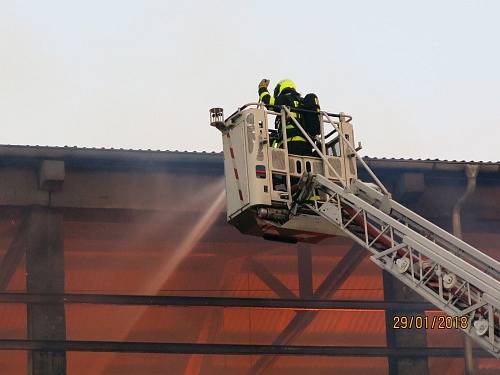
[258,79,270,90]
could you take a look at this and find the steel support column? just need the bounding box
[383,271,429,375]
[26,207,66,375]
[297,244,313,298]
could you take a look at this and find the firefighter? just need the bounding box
[258,79,312,156]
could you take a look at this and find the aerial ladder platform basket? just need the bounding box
[210,103,500,358]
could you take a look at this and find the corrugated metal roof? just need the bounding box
[365,156,500,165]
[0,144,498,164]
[363,157,500,173]
[0,144,221,154]
[0,145,499,175]
[0,144,223,169]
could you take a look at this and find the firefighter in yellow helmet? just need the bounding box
[258,79,312,156]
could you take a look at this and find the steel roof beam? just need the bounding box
[0,339,491,357]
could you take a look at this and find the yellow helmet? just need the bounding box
[274,79,296,97]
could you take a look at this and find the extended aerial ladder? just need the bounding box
[210,102,500,358]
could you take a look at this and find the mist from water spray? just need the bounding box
[143,188,225,294]
[89,178,226,375]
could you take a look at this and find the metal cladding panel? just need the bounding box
[222,120,250,220]
[242,109,272,208]
[223,108,273,222]
[271,148,287,172]
[327,156,344,180]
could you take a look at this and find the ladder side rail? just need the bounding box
[371,252,491,318]
[354,179,500,267]
[353,180,500,279]
[326,184,500,312]
[400,236,500,356]
[308,179,500,357]
[310,191,500,357]
[316,199,499,306]
[403,236,500,309]
[314,174,500,299]
[370,251,500,357]
[312,197,490,316]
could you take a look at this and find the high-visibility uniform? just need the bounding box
[259,84,312,156]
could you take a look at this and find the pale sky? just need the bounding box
[1,1,499,161]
